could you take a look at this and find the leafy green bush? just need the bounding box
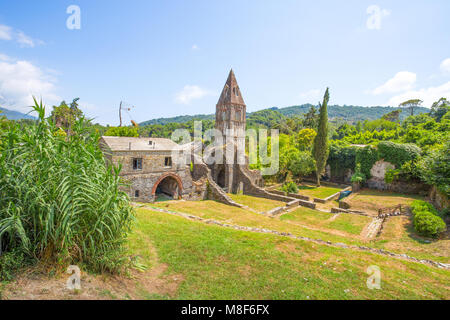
[384,168,401,184]
[0,249,28,281]
[327,144,357,180]
[418,141,450,197]
[410,200,446,238]
[355,146,379,179]
[0,100,134,274]
[410,200,438,215]
[281,181,298,194]
[377,141,421,167]
[413,211,446,238]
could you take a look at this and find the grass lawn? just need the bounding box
[147,197,449,263]
[280,208,371,236]
[373,216,450,263]
[128,208,450,299]
[228,193,286,212]
[326,214,372,235]
[281,207,333,224]
[346,189,425,214]
[149,200,364,244]
[296,184,342,199]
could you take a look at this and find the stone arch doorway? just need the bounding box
[216,166,226,189]
[152,173,183,201]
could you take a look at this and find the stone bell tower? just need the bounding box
[215,69,246,147]
[212,69,247,193]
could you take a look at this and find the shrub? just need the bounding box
[281,181,298,194]
[351,172,365,183]
[355,146,379,179]
[410,200,438,215]
[377,141,421,167]
[327,144,357,180]
[410,200,446,237]
[0,100,134,274]
[384,168,401,184]
[0,249,28,281]
[413,211,446,238]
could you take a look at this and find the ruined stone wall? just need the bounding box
[430,186,449,211]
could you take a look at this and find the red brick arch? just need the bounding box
[151,173,183,196]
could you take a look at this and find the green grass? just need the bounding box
[347,189,425,213]
[129,208,450,299]
[281,207,333,224]
[280,208,371,235]
[296,184,342,199]
[326,214,371,235]
[148,198,449,263]
[149,200,364,244]
[228,193,286,212]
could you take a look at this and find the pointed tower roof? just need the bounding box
[217,69,246,107]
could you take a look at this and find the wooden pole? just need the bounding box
[119,101,123,127]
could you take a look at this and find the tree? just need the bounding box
[418,140,450,196]
[104,126,139,137]
[303,105,318,129]
[50,98,83,132]
[382,109,402,122]
[312,88,330,186]
[288,150,315,179]
[430,97,450,122]
[296,128,317,151]
[399,99,423,116]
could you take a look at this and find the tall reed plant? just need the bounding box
[0,99,134,274]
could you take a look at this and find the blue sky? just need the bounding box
[0,0,449,125]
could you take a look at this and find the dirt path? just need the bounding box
[141,205,450,270]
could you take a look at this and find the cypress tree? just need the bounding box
[312,88,330,186]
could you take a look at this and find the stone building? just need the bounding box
[100,69,263,203]
[99,136,201,202]
[210,69,263,193]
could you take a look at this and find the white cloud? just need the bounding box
[191,44,199,50]
[0,24,12,40]
[0,53,12,62]
[387,82,450,108]
[175,85,211,104]
[440,58,450,74]
[0,55,60,113]
[366,5,390,30]
[372,71,417,95]
[0,24,43,48]
[299,89,320,101]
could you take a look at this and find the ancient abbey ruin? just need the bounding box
[100,69,270,204]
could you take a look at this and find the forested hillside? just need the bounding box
[140,104,429,126]
[0,107,36,120]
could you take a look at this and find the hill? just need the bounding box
[140,104,429,126]
[0,107,36,120]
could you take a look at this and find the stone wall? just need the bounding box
[105,148,197,202]
[362,160,430,195]
[430,186,449,211]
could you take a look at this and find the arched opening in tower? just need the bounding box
[217,167,226,189]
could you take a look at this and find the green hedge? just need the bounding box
[281,181,298,194]
[355,146,379,179]
[328,144,357,179]
[410,200,446,238]
[377,141,421,167]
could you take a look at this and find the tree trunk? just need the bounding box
[316,171,321,187]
